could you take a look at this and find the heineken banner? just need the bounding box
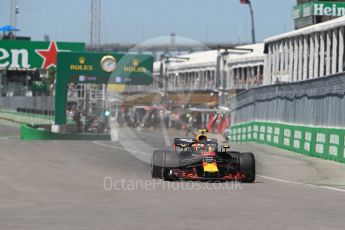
[0,40,85,70]
[294,1,345,19]
[313,1,345,16]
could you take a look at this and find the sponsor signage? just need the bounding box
[33,81,47,92]
[57,52,153,85]
[293,3,313,19]
[294,1,345,19]
[55,52,153,125]
[0,40,85,70]
[313,1,345,16]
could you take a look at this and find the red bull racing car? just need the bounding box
[151,130,255,182]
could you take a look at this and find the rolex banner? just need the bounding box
[0,40,85,70]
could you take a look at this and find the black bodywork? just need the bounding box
[151,137,255,182]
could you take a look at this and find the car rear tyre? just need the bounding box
[151,151,163,178]
[239,152,255,183]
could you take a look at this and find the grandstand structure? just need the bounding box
[264,15,345,85]
[227,44,264,90]
[124,14,345,107]
[123,44,264,106]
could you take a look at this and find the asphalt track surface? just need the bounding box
[1,120,345,230]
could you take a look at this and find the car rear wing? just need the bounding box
[174,138,218,145]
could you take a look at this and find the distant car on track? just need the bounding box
[151,129,255,182]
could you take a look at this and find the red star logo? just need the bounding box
[35,41,59,69]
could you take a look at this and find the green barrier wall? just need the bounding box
[20,124,111,141]
[229,121,345,163]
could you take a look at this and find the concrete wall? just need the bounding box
[229,72,345,163]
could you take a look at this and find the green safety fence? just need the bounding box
[0,109,75,125]
[0,109,54,124]
[229,121,345,164]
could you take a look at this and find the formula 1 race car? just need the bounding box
[151,129,255,182]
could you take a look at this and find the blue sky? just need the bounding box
[0,0,296,44]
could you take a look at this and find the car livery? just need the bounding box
[151,129,255,182]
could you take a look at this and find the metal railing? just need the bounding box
[0,109,54,124]
[230,72,345,128]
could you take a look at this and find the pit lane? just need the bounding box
[1,121,345,230]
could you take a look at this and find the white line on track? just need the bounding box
[94,141,345,194]
[93,141,142,154]
[257,175,345,193]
